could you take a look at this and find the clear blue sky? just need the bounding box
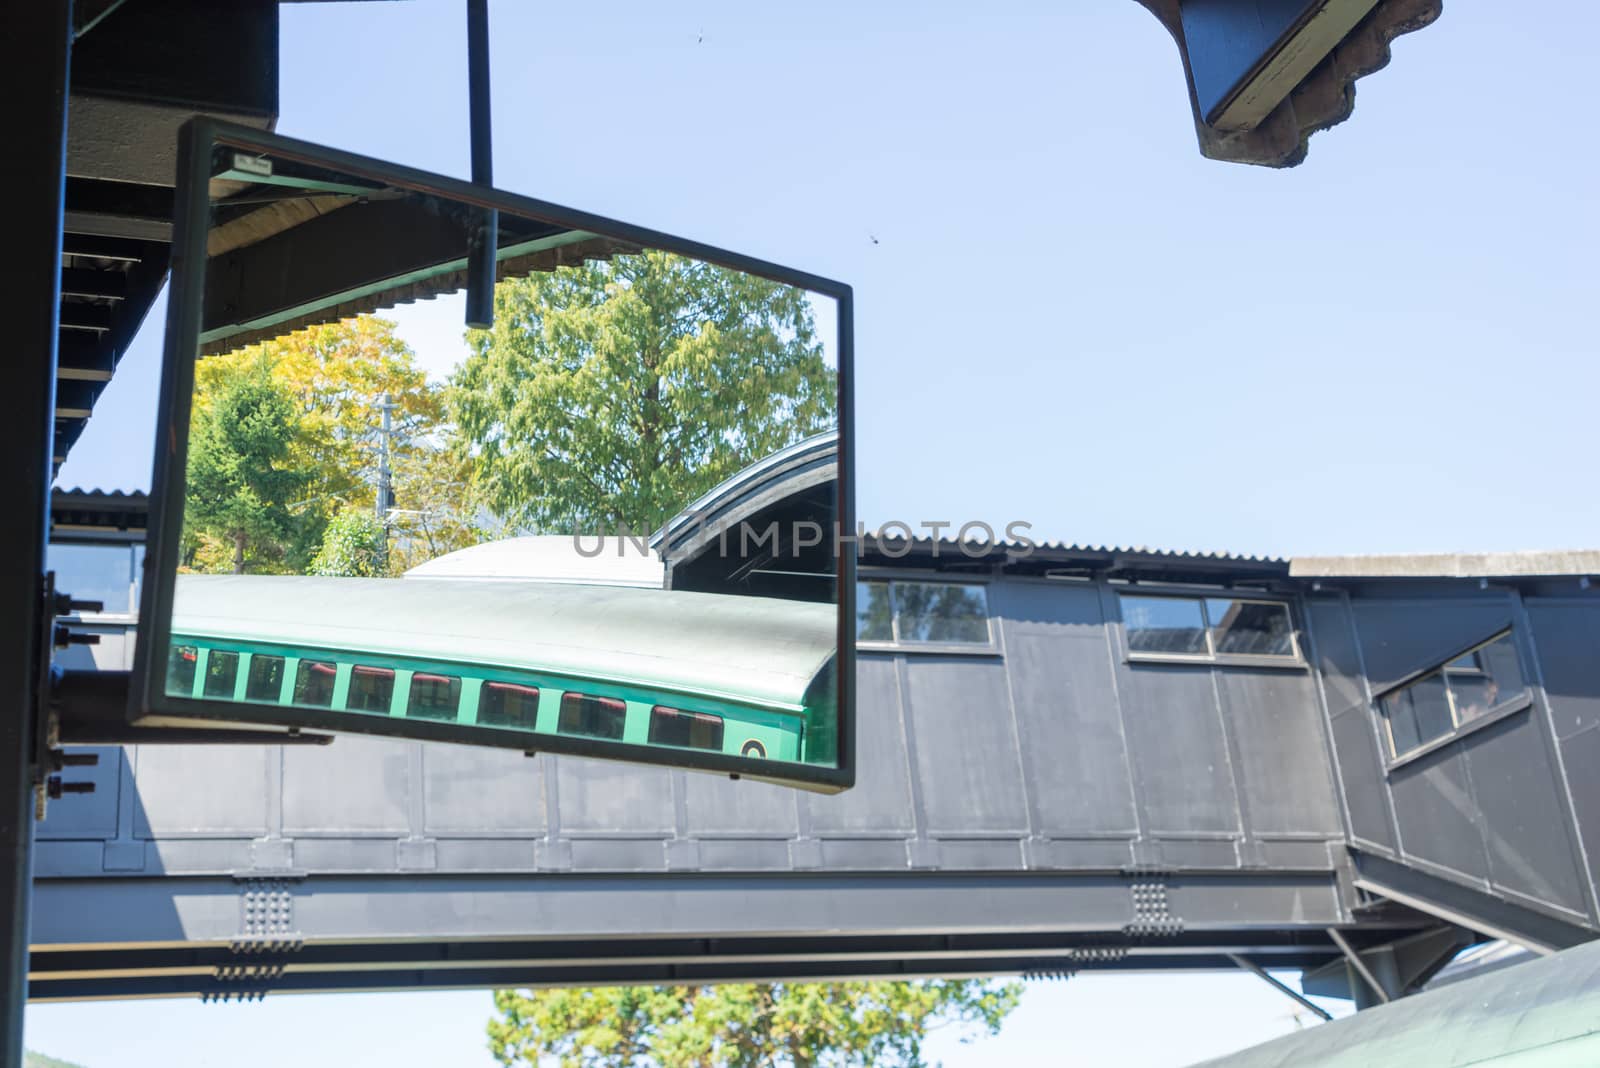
[55,1,1599,561]
[34,1,1595,1064]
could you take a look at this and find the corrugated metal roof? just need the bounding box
[860,531,1289,573]
[53,487,146,499]
[201,233,639,355]
[50,487,150,534]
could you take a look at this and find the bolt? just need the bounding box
[53,592,104,615]
[46,777,94,799]
[53,626,100,648]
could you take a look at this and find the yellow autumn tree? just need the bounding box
[187,316,481,573]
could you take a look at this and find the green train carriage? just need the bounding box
[167,574,838,767]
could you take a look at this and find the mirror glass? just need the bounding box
[139,126,850,791]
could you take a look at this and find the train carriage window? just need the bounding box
[292,660,338,708]
[348,665,396,713]
[480,682,539,730]
[649,706,725,751]
[203,650,240,698]
[408,673,461,722]
[246,655,286,702]
[167,645,198,696]
[558,693,627,740]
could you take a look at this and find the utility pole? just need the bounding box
[376,391,395,521]
[375,391,395,572]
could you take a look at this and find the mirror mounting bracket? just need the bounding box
[464,0,496,330]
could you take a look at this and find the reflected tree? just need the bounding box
[452,251,837,533]
[189,316,483,574]
[891,583,989,643]
[184,362,310,573]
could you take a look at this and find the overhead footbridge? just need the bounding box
[31,474,1600,1005]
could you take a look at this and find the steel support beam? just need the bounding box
[53,670,332,746]
[1351,851,1585,955]
[1227,953,1333,1021]
[54,337,116,382]
[1328,927,1391,1005]
[29,948,1357,1004]
[59,267,128,300]
[0,1,72,1063]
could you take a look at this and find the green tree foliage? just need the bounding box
[184,362,310,573]
[185,316,484,573]
[385,441,497,574]
[452,251,838,533]
[856,582,894,641]
[307,507,388,577]
[487,980,1022,1068]
[24,1052,89,1068]
[197,316,441,519]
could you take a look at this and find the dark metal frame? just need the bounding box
[1112,586,1309,669]
[2,2,73,1060]
[1374,629,1536,771]
[130,118,856,793]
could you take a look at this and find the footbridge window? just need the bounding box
[1379,631,1529,761]
[855,580,993,650]
[1119,593,1300,665]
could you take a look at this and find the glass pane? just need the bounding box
[149,128,850,789]
[558,693,627,740]
[648,706,725,751]
[479,681,539,730]
[347,665,395,713]
[1207,599,1295,657]
[49,542,135,614]
[856,581,893,641]
[203,649,239,698]
[1121,595,1207,655]
[167,644,198,696]
[1383,672,1453,756]
[293,660,338,708]
[132,543,146,611]
[408,674,461,722]
[893,582,990,643]
[245,655,285,702]
[1449,633,1525,721]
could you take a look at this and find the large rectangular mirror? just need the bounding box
[131,120,854,793]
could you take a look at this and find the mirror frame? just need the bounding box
[129,118,856,793]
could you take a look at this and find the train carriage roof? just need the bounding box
[172,575,835,712]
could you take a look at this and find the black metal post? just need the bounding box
[464,0,497,329]
[0,0,72,1057]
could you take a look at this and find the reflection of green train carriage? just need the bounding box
[167,574,838,767]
